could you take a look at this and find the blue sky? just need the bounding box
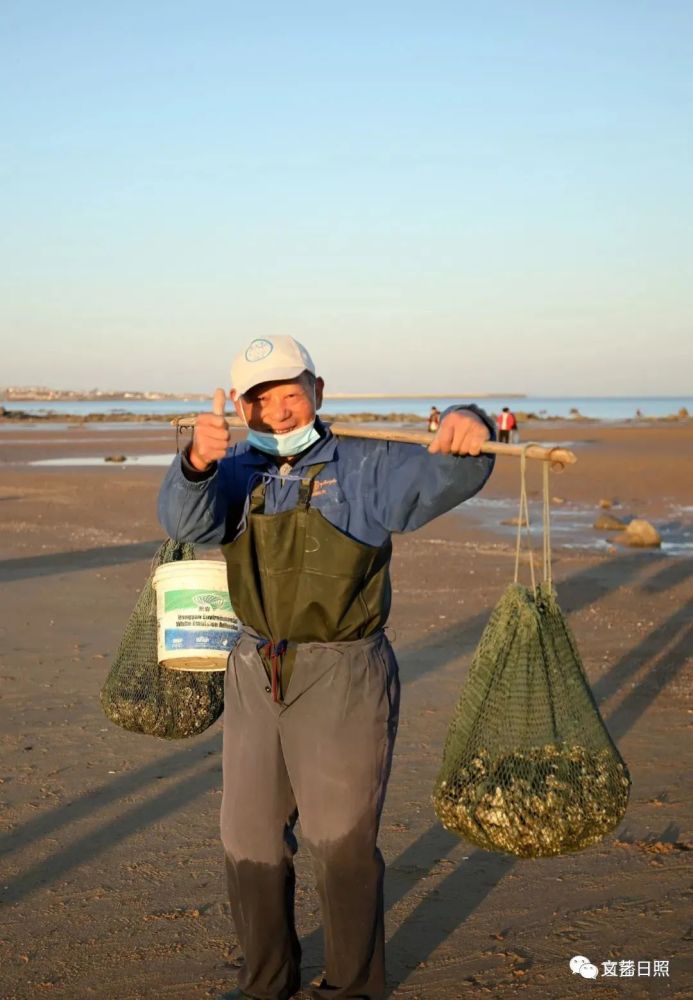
[2,1,692,394]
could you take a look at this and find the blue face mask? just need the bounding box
[246,421,321,457]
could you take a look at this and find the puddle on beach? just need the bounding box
[462,496,693,556]
[0,422,172,433]
[4,436,171,446]
[26,454,175,467]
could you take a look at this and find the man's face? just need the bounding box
[231,374,324,434]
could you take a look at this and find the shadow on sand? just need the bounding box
[1,546,691,993]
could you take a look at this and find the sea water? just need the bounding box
[3,395,692,421]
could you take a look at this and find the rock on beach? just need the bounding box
[593,512,627,531]
[615,518,662,548]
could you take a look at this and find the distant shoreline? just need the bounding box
[323,393,527,400]
[1,407,691,427]
[2,391,526,403]
[1,395,690,424]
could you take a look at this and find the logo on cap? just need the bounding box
[245,338,274,363]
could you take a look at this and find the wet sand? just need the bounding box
[0,422,691,999]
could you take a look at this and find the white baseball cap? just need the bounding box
[231,336,316,396]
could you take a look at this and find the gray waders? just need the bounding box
[220,464,400,999]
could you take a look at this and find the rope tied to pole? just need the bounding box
[513,442,553,592]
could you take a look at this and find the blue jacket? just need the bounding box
[157,407,495,549]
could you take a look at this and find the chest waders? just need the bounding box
[221,462,392,700]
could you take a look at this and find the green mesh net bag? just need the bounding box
[101,539,225,739]
[433,457,631,857]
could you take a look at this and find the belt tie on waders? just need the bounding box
[221,455,393,702]
[256,638,288,703]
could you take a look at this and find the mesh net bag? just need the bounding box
[432,457,631,858]
[101,539,225,739]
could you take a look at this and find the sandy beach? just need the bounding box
[1,420,691,999]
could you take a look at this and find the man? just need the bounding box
[496,406,517,444]
[158,335,495,1000]
[427,405,440,433]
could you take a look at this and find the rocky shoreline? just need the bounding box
[1,404,692,426]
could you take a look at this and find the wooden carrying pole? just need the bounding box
[171,415,577,467]
[328,424,576,466]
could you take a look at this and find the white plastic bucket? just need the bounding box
[153,560,240,671]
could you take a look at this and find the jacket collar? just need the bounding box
[238,418,338,468]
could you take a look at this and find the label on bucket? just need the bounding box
[164,628,237,651]
[164,589,234,613]
[159,587,240,655]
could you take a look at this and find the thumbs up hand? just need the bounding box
[188,388,231,472]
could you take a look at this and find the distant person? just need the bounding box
[428,405,441,433]
[497,406,517,444]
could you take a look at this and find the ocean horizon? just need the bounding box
[2,395,692,421]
